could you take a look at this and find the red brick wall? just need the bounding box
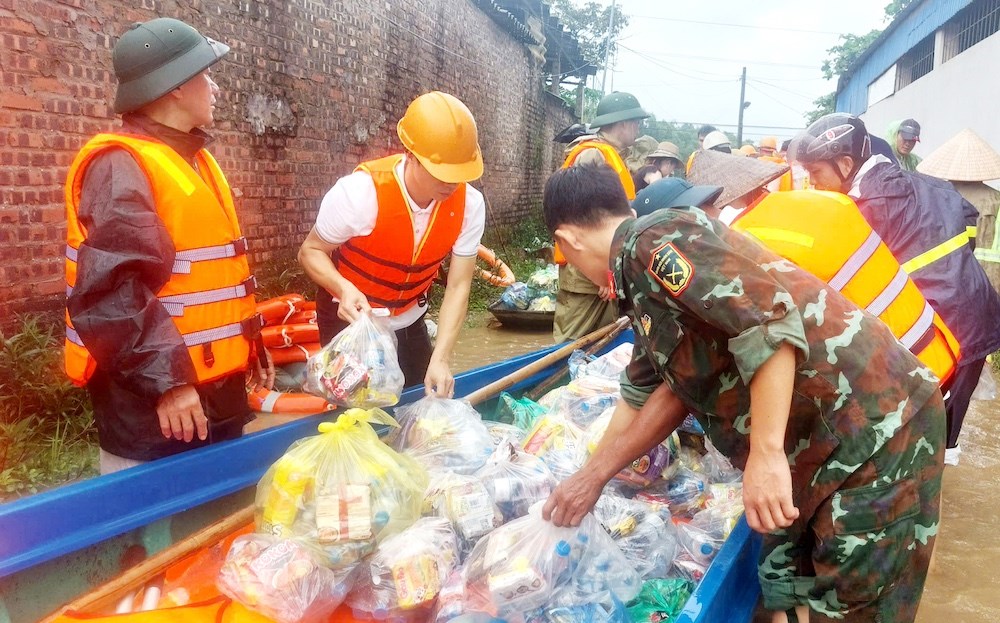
[0,0,575,320]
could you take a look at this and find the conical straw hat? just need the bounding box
[916,128,1000,182]
[688,149,789,208]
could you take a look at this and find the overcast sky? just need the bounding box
[595,0,889,143]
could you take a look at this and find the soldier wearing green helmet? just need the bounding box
[65,18,274,474]
[553,91,649,342]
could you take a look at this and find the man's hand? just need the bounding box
[156,384,207,442]
[336,282,372,323]
[424,358,454,398]
[743,446,799,533]
[597,285,614,301]
[542,468,605,527]
[248,345,275,391]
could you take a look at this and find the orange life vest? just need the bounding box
[64,134,259,387]
[332,154,466,315]
[555,140,635,264]
[732,189,960,386]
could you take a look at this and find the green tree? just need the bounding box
[805,92,836,125]
[548,0,630,68]
[884,0,915,19]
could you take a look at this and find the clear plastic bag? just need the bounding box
[702,438,742,484]
[548,378,619,429]
[673,510,727,582]
[972,363,998,401]
[569,343,634,381]
[217,534,357,623]
[500,282,533,310]
[422,471,504,552]
[347,517,461,619]
[593,495,678,580]
[393,397,496,475]
[527,264,559,296]
[521,414,587,482]
[255,409,428,568]
[584,409,672,488]
[485,421,528,447]
[475,442,557,522]
[460,502,640,619]
[303,311,404,408]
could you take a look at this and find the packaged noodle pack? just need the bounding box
[303,310,404,408]
[255,409,428,569]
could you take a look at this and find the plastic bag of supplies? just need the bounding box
[393,397,496,475]
[347,517,461,619]
[303,310,404,408]
[217,534,357,623]
[254,409,428,569]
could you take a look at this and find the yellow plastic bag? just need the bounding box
[255,408,429,570]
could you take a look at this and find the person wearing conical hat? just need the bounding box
[687,149,788,224]
[299,91,486,397]
[791,113,1000,466]
[64,18,275,473]
[646,141,683,179]
[554,91,650,342]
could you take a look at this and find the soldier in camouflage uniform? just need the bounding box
[540,164,944,623]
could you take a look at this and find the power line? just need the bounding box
[629,14,845,36]
[623,48,820,70]
[618,44,741,83]
[746,82,807,117]
[747,77,816,102]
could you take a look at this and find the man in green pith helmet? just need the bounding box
[65,18,273,474]
[553,91,649,342]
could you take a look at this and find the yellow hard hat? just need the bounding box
[397,91,484,183]
[739,144,757,156]
[760,136,778,150]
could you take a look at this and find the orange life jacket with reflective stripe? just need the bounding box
[64,134,258,387]
[333,154,466,315]
[555,140,635,264]
[732,189,960,386]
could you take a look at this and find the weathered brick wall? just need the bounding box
[0,0,575,319]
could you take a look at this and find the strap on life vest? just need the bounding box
[66,237,248,276]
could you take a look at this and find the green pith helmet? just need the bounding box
[590,91,649,130]
[112,18,229,114]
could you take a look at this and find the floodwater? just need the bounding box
[450,312,555,373]
[915,397,1000,622]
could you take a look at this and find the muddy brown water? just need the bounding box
[258,315,1000,618]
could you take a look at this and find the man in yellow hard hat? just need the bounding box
[298,91,486,398]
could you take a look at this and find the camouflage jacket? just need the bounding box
[612,208,941,519]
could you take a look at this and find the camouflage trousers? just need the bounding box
[758,391,945,622]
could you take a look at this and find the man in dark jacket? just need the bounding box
[791,113,1000,465]
[65,18,273,473]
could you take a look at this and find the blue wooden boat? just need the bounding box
[0,331,761,623]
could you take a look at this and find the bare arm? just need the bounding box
[543,383,688,526]
[424,254,476,397]
[298,227,371,322]
[743,342,800,533]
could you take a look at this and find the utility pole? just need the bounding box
[737,66,748,145]
[600,0,617,94]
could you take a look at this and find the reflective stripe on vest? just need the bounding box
[332,154,466,316]
[901,229,973,273]
[733,189,960,385]
[64,134,257,386]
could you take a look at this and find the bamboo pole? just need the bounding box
[41,505,255,621]
[525,316,631,402]
[462,316,630,406]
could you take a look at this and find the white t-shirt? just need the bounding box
[315,155,486,330]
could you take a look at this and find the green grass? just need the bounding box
[0,315,98,500]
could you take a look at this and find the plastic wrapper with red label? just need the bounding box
[454,502,640,620]
[254,409,428,569]
[393,397,496,475]
[217,534,357,623]
[303,311,404,408]
[475,442,556,523]
[347,517,461,620]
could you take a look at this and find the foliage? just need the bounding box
[548,0,631,69]
[884,0,915,19]
[804,92,837,125]
[255,251,315,300]
[0,315,98,500]
[558,84,604,123]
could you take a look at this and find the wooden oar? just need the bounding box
[463,316,630,406]
[525,316,631,402]
[41,505,255,621]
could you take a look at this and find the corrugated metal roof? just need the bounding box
[836,0,974,114]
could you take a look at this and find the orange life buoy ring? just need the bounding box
[247,386,334,415]
[261,323,320,348]
[257,294,306,325]
[267,342,321,366]
[475,244,516,287]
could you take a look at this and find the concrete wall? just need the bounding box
[859,31,1000,166]
[0,0,575,320]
